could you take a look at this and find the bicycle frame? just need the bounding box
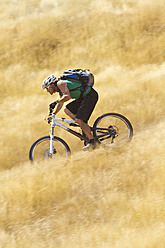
[49,114,116,156]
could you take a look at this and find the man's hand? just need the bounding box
[49,101,58,114]
[49,100,58,110]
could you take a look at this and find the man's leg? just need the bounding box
[64,108,93,139]
[75,118,93,140]
[64,89,98,150]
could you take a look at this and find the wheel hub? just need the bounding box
[43,148,57,159]
[108,125,119,136]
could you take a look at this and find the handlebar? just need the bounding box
[46,113,55,124]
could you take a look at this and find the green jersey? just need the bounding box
[57,80,91,99]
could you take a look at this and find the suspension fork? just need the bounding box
[49,116,56,156]
[49,126,54,155]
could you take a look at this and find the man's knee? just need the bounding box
[75,118,82,125]
[75,118,85,127]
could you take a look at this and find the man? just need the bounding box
[42,74,98,150]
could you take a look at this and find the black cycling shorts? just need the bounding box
[66,88,98,122]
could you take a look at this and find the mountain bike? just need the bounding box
[29,106,133,163]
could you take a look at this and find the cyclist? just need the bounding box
[42,74,98,150]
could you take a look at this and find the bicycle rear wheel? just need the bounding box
[93,113,133,148]
[29,136,71,163]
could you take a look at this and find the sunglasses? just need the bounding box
[46,85,53,90]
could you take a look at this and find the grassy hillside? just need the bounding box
[0,0,165,247]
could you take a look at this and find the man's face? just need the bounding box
[46,84,57,95]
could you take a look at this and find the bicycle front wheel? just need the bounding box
[29,136,71,163]
[93,113,133,148]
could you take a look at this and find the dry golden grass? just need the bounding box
[0,0,165,247]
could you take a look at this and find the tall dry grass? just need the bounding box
[0,0,165,247]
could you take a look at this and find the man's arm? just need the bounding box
[53,81,71,115]
[56,80,71,103]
